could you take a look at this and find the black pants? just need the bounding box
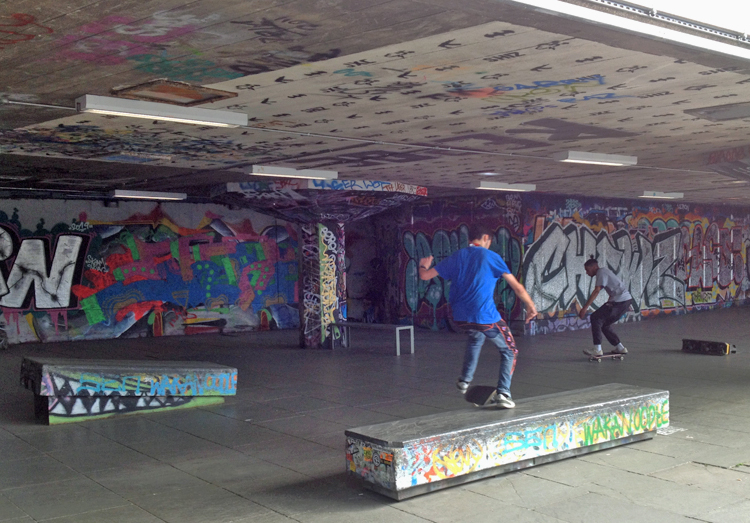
[590,301,631,346]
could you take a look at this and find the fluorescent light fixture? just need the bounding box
[639,191,684,199]
[75,95,248,128]
[111,189,187,200]
[473,181,536,192]
[508,0,750,60]
[553,151,638,166]
[251,165,338,180]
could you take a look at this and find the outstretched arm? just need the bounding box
[502,273,538,324]
[418,256,438,280]
[579,287,602,319]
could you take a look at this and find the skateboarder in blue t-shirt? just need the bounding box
[418,225,538,408]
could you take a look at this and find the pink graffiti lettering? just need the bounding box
[42,13,201,65]
[707,146,748,165]
[0,13,53,48]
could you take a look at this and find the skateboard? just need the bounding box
[587,351,625,362]
[464,385,498,407]
[682,339,736,356]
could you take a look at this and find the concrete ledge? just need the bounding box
[345,383,669,500]
[21,357,237,424]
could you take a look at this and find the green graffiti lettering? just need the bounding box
[583,423,594,446]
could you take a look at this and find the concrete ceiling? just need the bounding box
[2,0,750,207]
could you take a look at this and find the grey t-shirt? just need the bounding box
[595,267,632,303]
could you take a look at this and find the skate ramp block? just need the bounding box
[346,383,669,500]
[21,357,237,425]
[682,339,736,356]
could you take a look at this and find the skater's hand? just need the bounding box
[524,302,538,324]
[578,309,587,319]
[418,256,438,280]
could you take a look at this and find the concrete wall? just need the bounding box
[345,218,383,323]
[379,193,750,334]
[0,200,298,346]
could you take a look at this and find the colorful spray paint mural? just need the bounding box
[0,202,298,347]
[399,195,524,330]
[394,194,750,334]
[523,196,750,334]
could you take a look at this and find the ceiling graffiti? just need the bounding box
[213,179,427,223]
[1,1,750,207]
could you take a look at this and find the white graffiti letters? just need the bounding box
[0,235,83,309]
[523,224,685,313]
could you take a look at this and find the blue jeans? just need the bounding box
[459,321,518,398]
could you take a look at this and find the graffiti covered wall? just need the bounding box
[389,194,750,334]
[524,195,750,334]
[0,200,298,347]
[396,195,524,330]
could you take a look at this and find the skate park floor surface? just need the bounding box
[1,307,749,523]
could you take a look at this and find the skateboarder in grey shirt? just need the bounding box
[579,257,632,357]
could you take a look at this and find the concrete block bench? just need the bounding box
[329,321,414,355]
[20,357,237,425]
[346,383,669,500]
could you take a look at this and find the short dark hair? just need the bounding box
[469,224,494,242]
[584,256,599,268]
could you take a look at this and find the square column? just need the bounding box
[299,222,346,349]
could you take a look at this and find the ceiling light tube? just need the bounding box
[111,189,187,200]
[553,151,638,166]
[473,181,536,192]
[509,0,750,60]
[251,165,338,180]
[76,95,248,128]
[639,191,684,200]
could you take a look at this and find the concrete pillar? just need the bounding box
[298,222,346,349]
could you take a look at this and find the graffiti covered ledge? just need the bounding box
[345,384,669,500]
[20,357,237,424]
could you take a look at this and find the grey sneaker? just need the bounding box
[456,379,469,394]
[612,346,628,354]
[583,347,603,356]
[487,391,515,409]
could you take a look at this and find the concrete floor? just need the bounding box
[1,307,749,523]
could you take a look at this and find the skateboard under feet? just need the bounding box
[587,351,625,362]
[464,385,499,406]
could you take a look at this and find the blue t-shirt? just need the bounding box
[434,246,510,323]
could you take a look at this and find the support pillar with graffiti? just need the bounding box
[298,222,346,349]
